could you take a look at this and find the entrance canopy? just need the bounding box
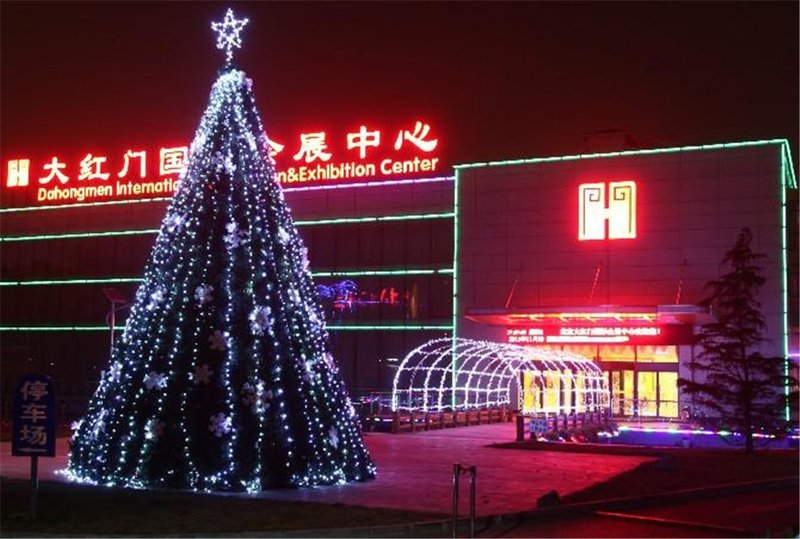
[391,338,608,414]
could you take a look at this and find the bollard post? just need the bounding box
[452,463,477,539]
[452,463,460,538]
[30,455,38,519]
[468,465,476,538]
[515,414,525,441]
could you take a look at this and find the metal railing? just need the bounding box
[611,397,680,419]
[452,464,476,538]
[518,410,610,441]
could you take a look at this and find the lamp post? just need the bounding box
[102,287,129,356]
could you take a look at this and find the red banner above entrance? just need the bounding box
[507,324,694,346]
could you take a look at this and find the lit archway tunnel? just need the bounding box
[391,338,609,415]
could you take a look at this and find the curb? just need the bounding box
[492,440,799,457]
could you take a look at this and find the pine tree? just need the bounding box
[67,10,375,490]
[679,228,785,453]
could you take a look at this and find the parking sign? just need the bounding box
[12,374,56,457]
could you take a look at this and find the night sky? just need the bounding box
[1,1,798,168]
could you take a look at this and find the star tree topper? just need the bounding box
[212,8,249,64]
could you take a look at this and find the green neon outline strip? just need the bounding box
[0,324,454,332]
[782,141,798,189]
[780,148,790,421]
[313,268,454,277]
[293,212,455,227]
[451,170,461,408]
[0,196,173,214]
[455,138,798,185]
[0,268,455,287]
[332,325,453,331]
[0,212,456,243]
[1,229,160,242]
[0,176,455,214]
[0,277,142,287]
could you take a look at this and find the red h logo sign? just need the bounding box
[578,181,637,240]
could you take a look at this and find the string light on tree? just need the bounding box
[66,9,375,491]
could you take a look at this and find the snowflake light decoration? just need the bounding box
[303,360,318,385]
[211,8,249,64]
[107,361,123,383]
[287,286,301,306]
[144,371,168,391]
[70,419,83,441]
[328,426,339,449]
[209,329,230,351]
[91,409,109,440]
[146,287,165,311]
[195,284,214,306]
[249,305,273,336]
[209,412,232,437]
[166,212,187,234]
[278,227,291,245]
[224,222,247,250]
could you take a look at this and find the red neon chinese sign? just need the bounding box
[2,119,442,207]
[578,181,637,240]
[507,324,693,346]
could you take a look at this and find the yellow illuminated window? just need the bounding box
[637,345,679,363]
[638,372,658,416]
[659,372,679,418]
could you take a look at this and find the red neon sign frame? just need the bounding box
[578,180,637,240]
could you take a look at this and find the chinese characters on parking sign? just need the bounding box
[12,374,56,457]
[2,120,442,207]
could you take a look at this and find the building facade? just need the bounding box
[455,139,797,419]
[1,138,796,421]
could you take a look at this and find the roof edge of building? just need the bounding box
[454,138,798,189]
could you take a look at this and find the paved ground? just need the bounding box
[0,423,653,517]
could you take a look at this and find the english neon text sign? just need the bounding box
[2,120,441,207]
[578,181,637,240]
[275,121,439,184]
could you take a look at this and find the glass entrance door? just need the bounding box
[636,371,679,418]
[611,370,634,416]
[612,370,679,418]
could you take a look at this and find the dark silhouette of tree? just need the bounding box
[679,228,785,453]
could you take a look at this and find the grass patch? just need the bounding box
[0,478,441,536]
[561,449,798,503]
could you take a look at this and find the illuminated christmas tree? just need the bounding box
[67,9,375,491]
